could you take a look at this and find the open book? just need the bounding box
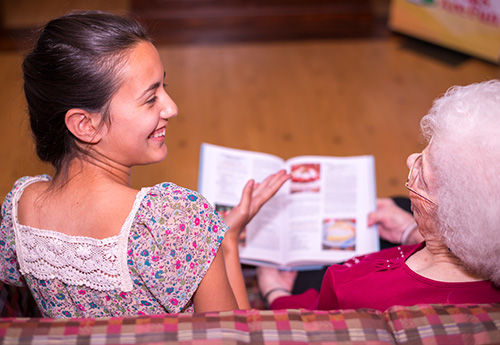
[198,143,379,269]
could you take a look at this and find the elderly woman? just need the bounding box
[258,80,500,311]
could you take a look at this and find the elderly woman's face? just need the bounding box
[406,147,438,238]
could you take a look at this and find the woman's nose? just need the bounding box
[406,153,420,169]
[161,94,178,119]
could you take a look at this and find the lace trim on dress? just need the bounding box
[12,176,147,292]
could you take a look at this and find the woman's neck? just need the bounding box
[61,155,132,187]
[406,240,486,282]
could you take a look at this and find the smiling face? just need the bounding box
[95,41,178,167]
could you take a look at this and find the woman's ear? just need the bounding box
[65,109,105,144]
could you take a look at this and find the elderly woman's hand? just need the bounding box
[368,198,423,245]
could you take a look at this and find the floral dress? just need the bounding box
[0,175,228,317]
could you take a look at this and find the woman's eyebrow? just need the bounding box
[137,81,161,101]
[137,72,166,101]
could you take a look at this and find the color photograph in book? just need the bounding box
[198,143,379,270]
[290,163,321,193]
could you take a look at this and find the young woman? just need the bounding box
[0,11,289,318]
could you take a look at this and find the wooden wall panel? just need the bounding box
[1,0,499,201]
[131,0,375,44]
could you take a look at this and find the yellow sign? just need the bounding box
[389,0,500,63]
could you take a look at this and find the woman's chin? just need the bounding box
[140,147,168,165]
[155,147,169,163]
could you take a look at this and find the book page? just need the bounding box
[282,155,378,267]
[197,143,288,265]
[198,144,379,269]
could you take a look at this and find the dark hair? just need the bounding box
[22,11,150,175]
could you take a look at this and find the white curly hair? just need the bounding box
[420,80,500,285]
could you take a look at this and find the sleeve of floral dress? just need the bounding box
[128,182,229,313]
[0,178,28,287]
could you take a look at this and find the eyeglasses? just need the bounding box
[405,154,437,205]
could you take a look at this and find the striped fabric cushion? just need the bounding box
[1,285,499,345]
[385,304,500,344]
[0,308,394,344]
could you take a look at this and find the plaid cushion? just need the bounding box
[0,308,395,344]
[1,303,499,344]
[385,304,500,344]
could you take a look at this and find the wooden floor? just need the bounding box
[1,1,500,201]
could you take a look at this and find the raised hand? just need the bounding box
[219,169,290,309]
[222,169,291,243]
